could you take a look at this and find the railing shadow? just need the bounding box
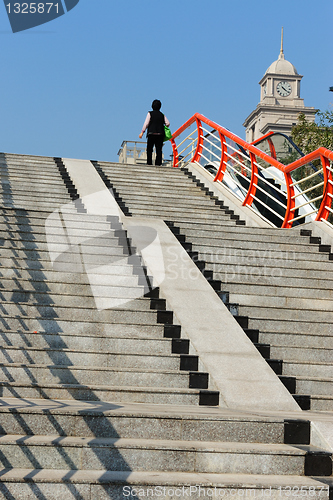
[0,153,143,498]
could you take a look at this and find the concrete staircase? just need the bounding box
[0,157,216,407]
[0,154,331,498]
[94,161,333,413]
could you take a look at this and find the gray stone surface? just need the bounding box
[124,217,300,413]
[0,155,332,495]
[0,434,310,475]
[0,470,329,500]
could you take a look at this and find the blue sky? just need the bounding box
[0,0,332,162]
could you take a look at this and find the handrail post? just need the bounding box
[171,138,179,168]
[315,156,333,221]
[267,138,277,160]
[133,143,137,164]
[192,118,204,164]
[123,142,127,164]
[282,172,296,228]
[242,152,258,207]
[214,132,227,182]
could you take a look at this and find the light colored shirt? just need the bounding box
[141,112,170,134]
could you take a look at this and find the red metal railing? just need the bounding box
[170,113,333,228]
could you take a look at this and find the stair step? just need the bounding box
[270,346,333,364]
[192,244,329,262]
[181,227,312,243]
[0,304,174,323]
[0,470,329,499]
[0,398,287,443]
[295,376,333,396]
[205,256,333,273]
[260,332,333,350]
[0,331,179,350]
[0,435,329,475]
[187,236,321,253]
[250,318,333,336]
[219,281,333,298]
[309,395,333,411]
[0,362,206,387]
[0,317,176,334]
[0,246,129,260]
[231,293,333,313]
[0,348,183,370]
[0,381,213,405]
[0,323,175,338]
[0,264,138,279]
[242,305,333,323]
[282,360,333,378]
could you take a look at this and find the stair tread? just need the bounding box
[0,468,328,485]
[294,375,333,382]
[0,362,189,373]
[282,359,333,366]
[0,434,316,454]
[0,396,283,419]
[0,380,204,394]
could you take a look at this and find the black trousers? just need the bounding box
[147,134,164,165]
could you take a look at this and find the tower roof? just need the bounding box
[265,27,299,76]
[265,53,299,76]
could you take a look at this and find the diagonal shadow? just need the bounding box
[0,153,144,498]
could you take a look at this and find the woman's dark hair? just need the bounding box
[152,99,162,111]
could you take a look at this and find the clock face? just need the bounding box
[277,81,292,97]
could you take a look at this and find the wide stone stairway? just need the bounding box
[95,161,333,414]
[0,153,331,498]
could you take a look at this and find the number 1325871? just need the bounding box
[6,3,59,14]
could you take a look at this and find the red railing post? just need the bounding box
[267,138,277,160]
[242,152,258,207]
[214,132,227,182]
[171,138,179,168]
[192,117,204,164]
[315,156,333,221]
[281,172,296,228]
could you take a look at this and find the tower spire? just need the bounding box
[279,27,285,59]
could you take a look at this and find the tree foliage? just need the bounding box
[291,109,333,154]
[290,109,333,214]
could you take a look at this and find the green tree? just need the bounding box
[291,109,333,154]
[290,109,333,213]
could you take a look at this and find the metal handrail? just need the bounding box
[170,113,333,228]
[251,131,324,180]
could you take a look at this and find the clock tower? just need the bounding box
[243,28,317,142]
